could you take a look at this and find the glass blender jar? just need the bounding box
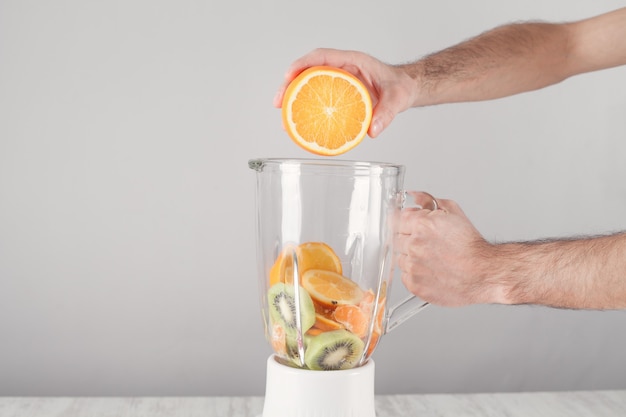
[249,158,433,417]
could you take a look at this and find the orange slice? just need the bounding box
[333,304,369,338]
[306,327,324,336]
[297,242,342,276]
[367,298,385,357]
[270,323,287,355]
[269,242,342,286]
[358,289,386,331]
[359,289,376,311]
[302,269,365,308]
[363,296,386,357]
[313,313,345,332]
[282,66,373,156]
[366,329,381,357]
[269,247,294,286]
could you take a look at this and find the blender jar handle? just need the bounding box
[386,295,429,333]
[385,191,438,333]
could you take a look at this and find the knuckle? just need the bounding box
[440,198,459,211]
[401,273,426,298]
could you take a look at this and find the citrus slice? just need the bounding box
[282,66,373,156]
[269,242,342,286]
[366,329,381,357]
[270,323,287,355]
[269,248,294,286]
[297,241,342,276]
[306,327,324,336]
[365,297,386,357]
[333,304,369,338]
[313,313,345,332]
[302,269,365,308]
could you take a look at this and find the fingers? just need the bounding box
[285,48,364,77]
[273,48,413,139]
[396,249,435,302]
[394,232,421,257]
[273,86,287,108]
[273,48,366,108]
[407,191,439,211]
[396,208,430,236]
[393,194,486,307]
[395,192,452,235]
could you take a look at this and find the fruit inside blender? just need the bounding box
[266,241,386,370]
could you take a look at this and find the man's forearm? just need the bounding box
[400,7,626,107]
[488,233,626,309]
[569,7,626,75]
[399,22,572,106]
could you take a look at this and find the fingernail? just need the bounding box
[370,119,382,137]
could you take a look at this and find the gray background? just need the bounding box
[1,0,625,396]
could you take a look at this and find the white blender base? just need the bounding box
[261,355,376,417]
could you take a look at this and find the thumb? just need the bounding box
[368,104,396,138]
[368,86,408,138]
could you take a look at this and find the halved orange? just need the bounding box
[302,269,365,308]
[269,242,342,286]
[282,66,373,156]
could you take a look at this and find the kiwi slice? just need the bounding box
[286,336,308,368]
[304,329,365,371]
[267,282,316,336]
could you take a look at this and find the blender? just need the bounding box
[249,158,435,417]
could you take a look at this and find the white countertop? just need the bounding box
[1,391,625,417]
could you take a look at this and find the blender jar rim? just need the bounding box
[248,157,404,175]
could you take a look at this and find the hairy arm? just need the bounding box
[402,7,626,107]
[396,196,626,310]
[275,8,626,136]
[493,233,626,309]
